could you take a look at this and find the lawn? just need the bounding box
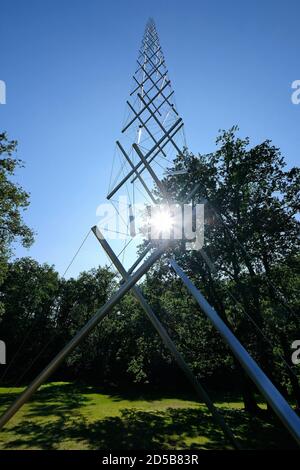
[0,382,296,450]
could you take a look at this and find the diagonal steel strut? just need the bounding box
[132,143,167,199]
[130,121,184,184]
[169,258,300,447]
[116,141,157,204]
[0,246,165,430]
[92,226,241,449]
[122,80,171,133]
[107,118,182,199]
[130,61,165,96]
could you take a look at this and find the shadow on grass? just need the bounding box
[0,383,297,450]
[0,383,89,419]
[0,381,247,407]
[2,408,223,450]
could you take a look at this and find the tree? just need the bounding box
[1,127,298,414]
[152,126,300,411]
[0,132,34,285]
[0,257,60,383]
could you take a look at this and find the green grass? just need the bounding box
[0,382,296,450]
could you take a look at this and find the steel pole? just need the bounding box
[0,246,165,430]
[107,119,182,199]
[116,141,157,204]
[92,227,240,449]
[169,258,300,446]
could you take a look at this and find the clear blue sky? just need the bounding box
[1,0,299,277]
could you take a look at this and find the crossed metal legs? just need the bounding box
[169,259,300,447]
[0,244,165,430]
[92,226,240,449]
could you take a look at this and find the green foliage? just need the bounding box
[157,126,300,406]
[0,258,60,380]
[0,128,299,412]
[0,132,34,286]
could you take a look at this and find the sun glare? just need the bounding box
[151,209,174,234]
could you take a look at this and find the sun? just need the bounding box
[151,208,174,235]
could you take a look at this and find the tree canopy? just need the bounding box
[0,132,34,286]
[0,128,299,415]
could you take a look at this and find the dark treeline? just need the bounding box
[0,129,299,415]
